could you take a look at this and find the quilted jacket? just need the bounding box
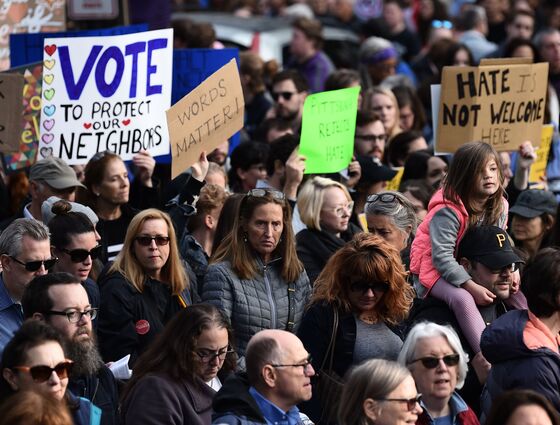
[202,257,311,364]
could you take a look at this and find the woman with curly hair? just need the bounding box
[297,233,414,424]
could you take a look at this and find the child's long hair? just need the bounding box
[443,142,505,226]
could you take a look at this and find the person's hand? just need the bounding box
[471,352,491,384]
[510,269,521,295]
[345,158,362,189]
[517,141,537,170]
[283,147,306,200]
[132,150,156,187]
[191,151,209,182]
[463,279,496,306]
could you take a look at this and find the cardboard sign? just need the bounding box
[437,61,548,153]
[38,28,173,164]
[0,73,24,152]
[529,125,554,183]
[2,62,43,172]
[0,0,66,71]
[167,59,244,179]
[9,24,148,68]
[300,87,360,174]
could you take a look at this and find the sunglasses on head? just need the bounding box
[366,193,403,206]
[60,245,102,263]
[247,188,286,201]
[350,281,389,294]
[135,236,170,247]
[410,354,460,369]
[271,91,296,102]
[9,256,58,272]
[13,360,73,383]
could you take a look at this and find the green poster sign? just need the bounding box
[299,87,360,174]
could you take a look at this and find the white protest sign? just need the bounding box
[39,28,173,164]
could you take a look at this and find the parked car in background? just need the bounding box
[172,12,360,69]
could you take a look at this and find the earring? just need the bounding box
[243,234,248,243]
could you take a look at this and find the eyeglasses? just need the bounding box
[410,354,460,369]
[350,281,389,294]
[59,245,102,263]
[195,347,235,363]
[270,354,313,372]
[376,394,422,411]
[247,188,286,201]
[271,91,296,102]
[135,236,170,246]
[46,308,98,323]
[355,134,387,142]
[324,202,354,217]
[13,360,73,383]
[9,256,58,272]
[366,193,403,206]
[488,263,519,275]
[432,20,453,29]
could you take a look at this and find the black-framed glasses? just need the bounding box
[13,360,73,383]
[195,347,235,363]
[355,134,387,142]
[350,281,389,294]
[135,236,170,246]
[410,354,460,369]
[271,91,296,102]
[366,193,403,206]
[247,188,286,201]
[59,245,102,263]
[46,308,98,323]
[9,256,57,272]
[270,354,313,371]
[376,394,422,411]
[488,263,519,275]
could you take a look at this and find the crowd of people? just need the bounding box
[3,0,560,424]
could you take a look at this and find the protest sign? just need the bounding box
[38,28,173,164]
[529,124,554,184]
[436,61,548,153]
[1,62,42,172]
[0,73,24,153]
[167,59,244,179]
[0,0,66,71]
[299,87,360,174]
[386,167,404,191]
[10,24,147,68]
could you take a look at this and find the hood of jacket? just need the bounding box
[212,373,265,422]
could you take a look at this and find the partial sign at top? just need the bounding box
[0,0,66,71]
[38,28,173,164]
[436,61,548,153]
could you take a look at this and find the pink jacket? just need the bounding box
[409,189,470,290]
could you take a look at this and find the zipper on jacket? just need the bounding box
[262,264,277,329]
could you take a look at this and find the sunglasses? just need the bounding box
[9,256,58,272]
[432,20,453,29]
[90,150,116,162]
[135,236,170,246]
[410,354,460,369]
[376,394,422,411]
[350,281,389,294]
[366,193,403,205]
[488,263,519,275]
[13,360,73,383]
[247,188,286,201]
[60,245,102,263]
[271,91,296,102]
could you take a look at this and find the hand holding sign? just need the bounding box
[299,87,360,174]
[132,150,156,187]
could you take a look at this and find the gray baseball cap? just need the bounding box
[29,157,85,189]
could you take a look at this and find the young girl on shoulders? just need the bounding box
[410,142,526,373]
